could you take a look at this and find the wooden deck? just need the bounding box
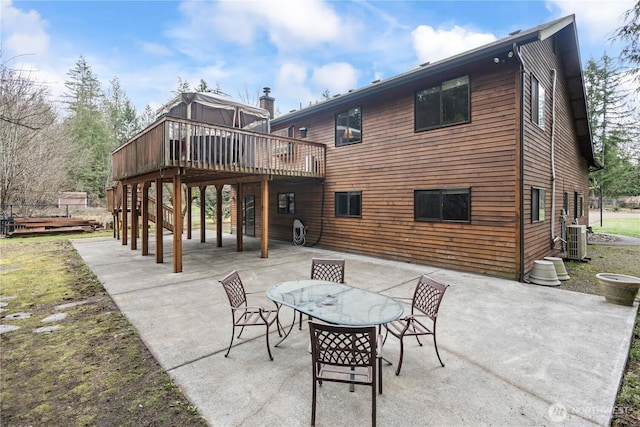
[112,117,326,182]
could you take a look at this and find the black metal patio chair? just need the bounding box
[383,274,449,375]
[309,321,383,427]
[219,270,281,361]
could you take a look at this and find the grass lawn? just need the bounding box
[591,217,640,239]
[0,232,207,426]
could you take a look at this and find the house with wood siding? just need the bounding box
[110,15,598,281]
[231,14,599,280]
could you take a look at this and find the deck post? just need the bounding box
[155,178,163,263]
[131,183,138,250]
[199,185,206,243]
[141,181,150,256]
[236,183,243,252]
[121,184,128,246]
[216,185,223,247]
[173,174,183,273]
[261,177,269,258]
[187,186,192,240]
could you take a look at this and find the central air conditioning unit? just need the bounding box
[567,225,587,260]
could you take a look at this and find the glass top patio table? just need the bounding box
[266,279,404,326]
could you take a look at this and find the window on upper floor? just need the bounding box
[335,191,362,217]
[531,75,545,129]
[278,192,295,214]
[415,75,470,131]
[414,188,470,223]
[335,107,362,146]
[532,187,546,222]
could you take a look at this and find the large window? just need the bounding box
[414,188,470,222]
[531,75,545,129]
[335,191,361,217]
[532,187,546,222]
[335,107,362,146]
[278,192,295,214]
[415,76,469,131]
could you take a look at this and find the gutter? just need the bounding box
[513,42,526,282]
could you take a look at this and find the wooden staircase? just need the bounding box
[107,184,175,233]
[147,196,175,232]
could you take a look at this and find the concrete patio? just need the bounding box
[72,232,637,426]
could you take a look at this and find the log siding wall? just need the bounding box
[244,59,523,278]
[520,38,590,275]
[235,35,590,280]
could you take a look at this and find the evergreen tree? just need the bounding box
[104,77,139,146]
[584,54,640,199]
[195,79,212,93]
[62,56,111,203]
[140,104,156,128]
[614,1,640,91]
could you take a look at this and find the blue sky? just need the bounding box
[1,0,636,116]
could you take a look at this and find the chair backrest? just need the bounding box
[219,270,247,309]
[309,322,376,369]
[311,258,345,283]
[412,275,449,320]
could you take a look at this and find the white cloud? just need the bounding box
[312,62,359,95]
[411,25,497,64]
[546,0,636,43]
[141,42,173,57]
[0,0,50,58]
[274,62,316,111]
[172,0,346,56]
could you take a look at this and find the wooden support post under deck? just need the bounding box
[173,174,183,273]
[261,178,269,258]
[200,186,206,243]
[236,183,243,252]
[122,184,128,246]
[131,183,138,250]
[216,185,223,247]
[155,178,163,263]
[141,182,150,256]
[187,186,192,240]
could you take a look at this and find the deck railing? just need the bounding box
[112,117,326,181]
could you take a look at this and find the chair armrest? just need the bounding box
[233,305,271,313]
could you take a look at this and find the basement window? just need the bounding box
[335,191,361,217]
[414,188,470,222]
[278,192,295,214]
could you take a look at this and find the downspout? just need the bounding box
[550,69,558,247]
[513,43,526,281]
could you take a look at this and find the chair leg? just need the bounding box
[433,331,445,367]
[311,379,317,426]
[378,357,383,394]
[265,324,274,361]
[225,324,236,358]
[372,380,376,427]
[237,325,246,339]
[395,336,405,376]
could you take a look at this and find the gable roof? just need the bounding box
[273,15,597,168]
